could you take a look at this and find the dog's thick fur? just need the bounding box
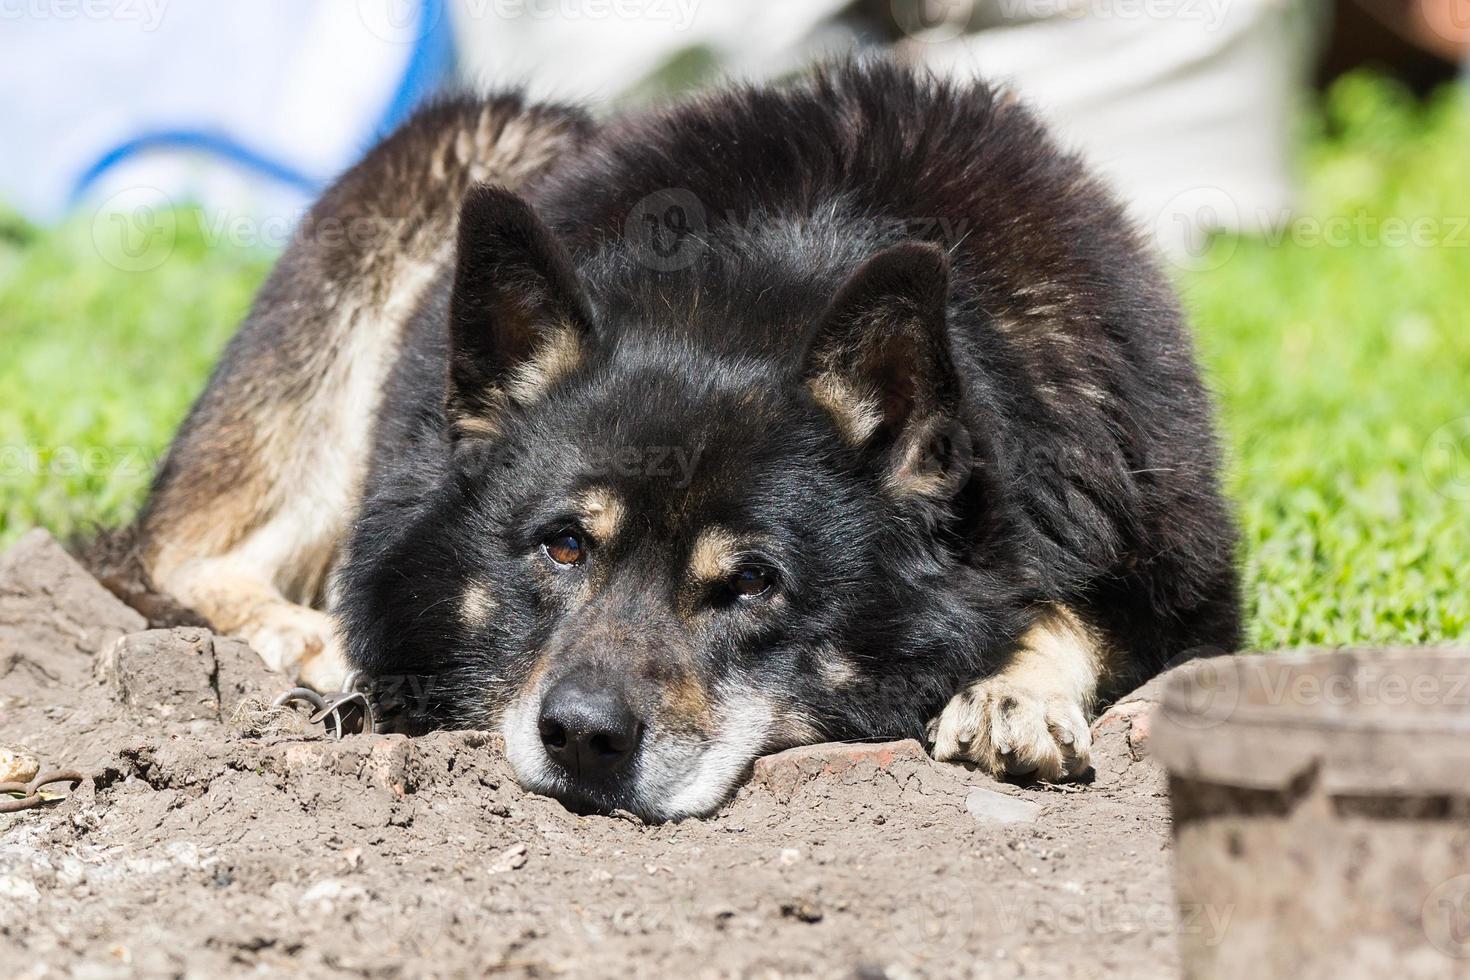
[137,60,1241,819]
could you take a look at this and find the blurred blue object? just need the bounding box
[0,0,454,226]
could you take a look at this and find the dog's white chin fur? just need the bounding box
[500,687,777,822]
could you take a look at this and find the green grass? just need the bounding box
[1183,75,1470,649]
[2,73,1466,652]
[0,206,271,546]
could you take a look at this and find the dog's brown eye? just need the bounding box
[543,532,585,567]
[729,566,773,599]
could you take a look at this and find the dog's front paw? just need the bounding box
[927,676,1091,781]
[240,604,348,691]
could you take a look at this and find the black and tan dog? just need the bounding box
[134,59,1240,820]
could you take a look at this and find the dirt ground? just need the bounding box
[1,529,1186,979]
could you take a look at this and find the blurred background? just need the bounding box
[3,0,1467,250]
[1,0,1468,652]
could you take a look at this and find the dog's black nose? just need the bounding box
[538,674,643,780]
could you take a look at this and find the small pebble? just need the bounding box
[486,843,529,874]
[965,787,1042,826]
[0,746,40,785]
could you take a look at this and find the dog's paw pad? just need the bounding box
[928,677,1090,782]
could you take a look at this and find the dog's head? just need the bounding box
[342,186,1017,820]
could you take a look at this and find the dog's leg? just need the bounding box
[160,561,343,687]
[928,605,1104,781]
[138,95,593,689]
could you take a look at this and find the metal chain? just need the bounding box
[272,670,381,739]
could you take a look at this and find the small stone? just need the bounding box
[300,878,367,910]
[965,787,1041,826]
[779,848,802,866]
[779,898,823,923]
[0,745,40,784]
[751,739,929,803]
[487,842,528,874]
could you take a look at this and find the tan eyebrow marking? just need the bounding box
[460,579,498,628]
[579,487,625,543]
[689,527,740,584]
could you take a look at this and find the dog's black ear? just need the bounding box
[447,184,592,438]
[803,242,969,498]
